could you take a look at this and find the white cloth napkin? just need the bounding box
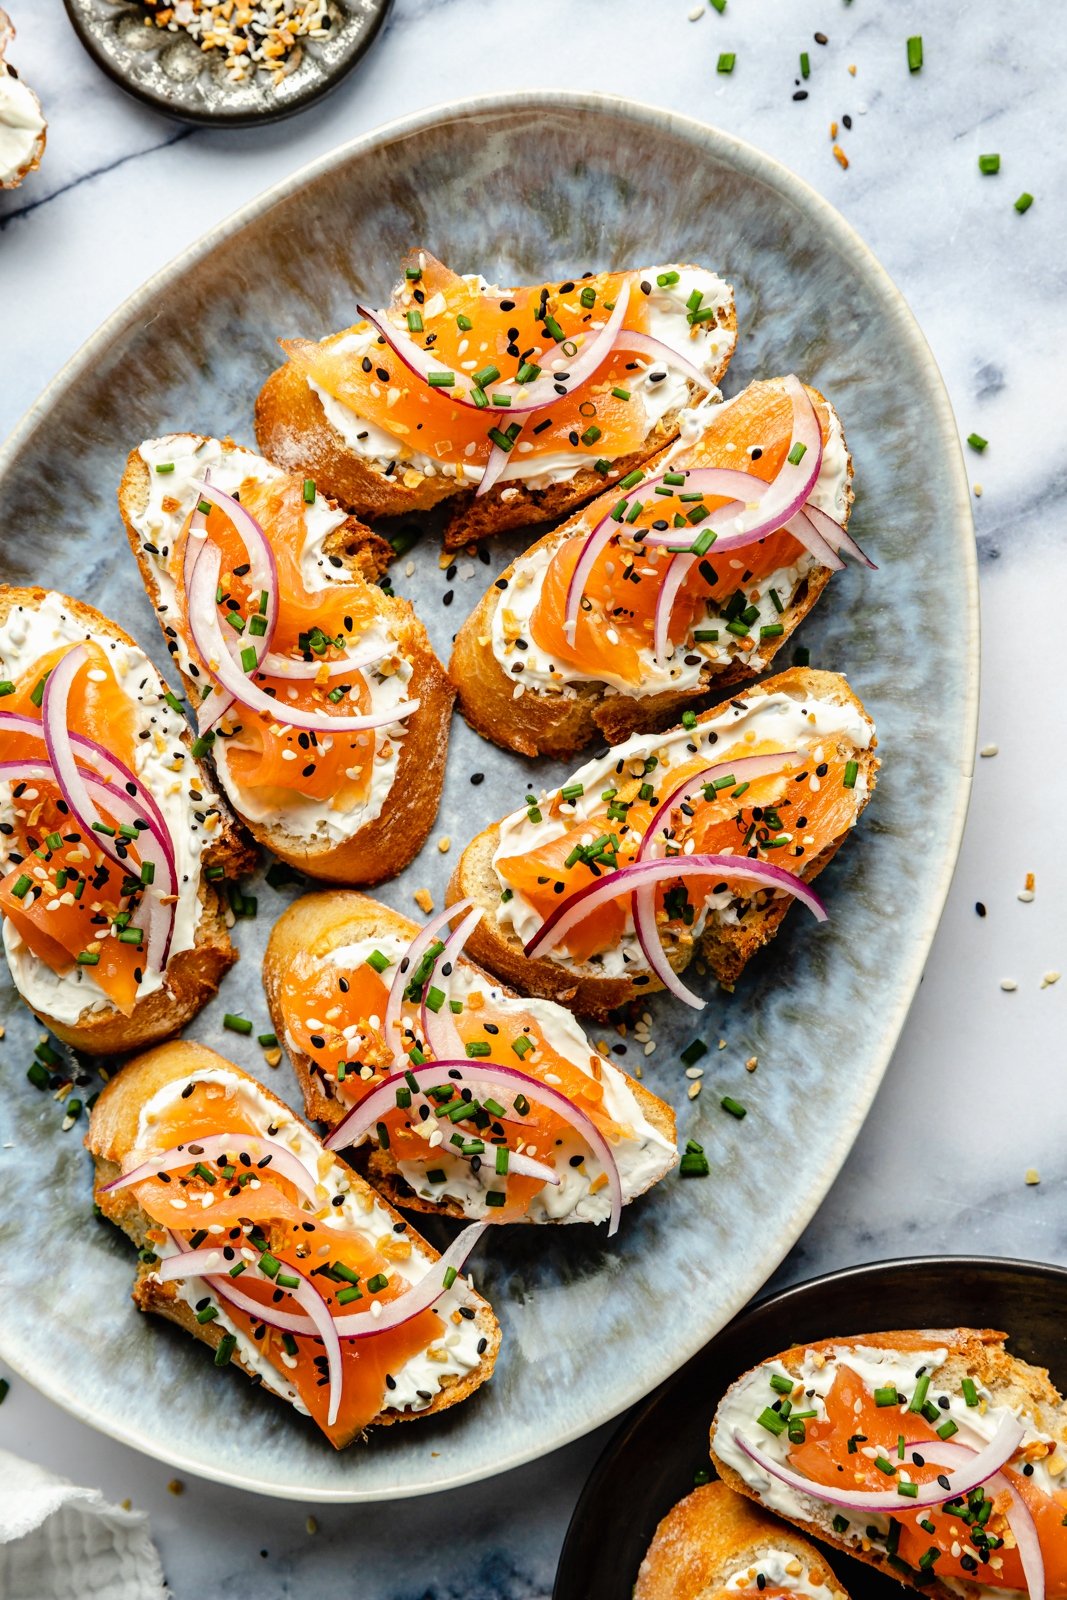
[0,1448,168,1600]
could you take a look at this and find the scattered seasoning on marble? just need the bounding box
[975,901,987,918]
[1015,192,1035,214]
[688,1080,702,1100]
[306,1515,319,1535]
[848,63,857,76]
[973,483,983,497]
[979,153,1001,175]
[745,1055,758,1072]
[1000,978,1018,993]
[832,144,849,170]
[717,52,736,73]
[979,743,998,757]
[413,888,434,914]
[1040,971,1061,989]
[1025,1169,1041,1186]
[708,0,727,13]
[167,1478,184,1496]
[967,432,988,452]
[0,1378,9,1405]
[437,835,451,853]
[688,4,704,18]
[906,35,923,73]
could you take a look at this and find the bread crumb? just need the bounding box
[306,1515,318,1535]
[718,1038,727,1050]
[785,1560,803,1579]
[413,888,434,914]
[848,62,857,74]
[745,1055,758,1072]
[1000,978,1018,992]
[167,1479,184,1496]
[265,1047,282,1068]
[437,836,451,853]
[438,551,453,569]
[1041,971,1061,989]
[830,120,838,139]
[1025,1168,1040,1186]
[688,1081,701,1100]
[833,144,849,169]
[979,743,998,757]
[404,560,415,578]
[973,482,983,496]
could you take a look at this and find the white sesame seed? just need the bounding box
[688,1081,701,1099]
[980,743,998,757]
[1000,978,1018,992]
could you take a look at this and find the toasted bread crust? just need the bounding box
[636,1481,850,1600]
[87,1040,500,1448]
[0,584,253,1054]
[263,888,676,1216]
[117,439,455,885]
[448,669,877,1017]
[708,1329,1067,1600]
[254,284,737,549]
[449,384,850,759]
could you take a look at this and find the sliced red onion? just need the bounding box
[803,501,877,570]
[186,543,419,734]
[0,712,170,844]
[356,279,631,419]
[474,439,511,500]
[102,1132,325,1207]
[897,1440,1044,1600]
[382,899,473,1066]
[41,647,177,972]
[326,1060,621,1234]
[632,753,800,1007]
[419,903,484,1062]
[259,641,386,681]
[157,1244,342,1426]
[732,1412,1025,1513]
[617,328,717,393]
[526,852,827,962]
[194,479,277,624]
[653,552,697,663]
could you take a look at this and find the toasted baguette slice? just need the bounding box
[448,669,877,1019]
[709,1329,1067,1600]
[263,889,677,1221]
[118,434,454,885]
[0,12,46,193]
[450,380,854,760]
[87,1041,500,1449]
[0,585,252,1054]
[636,1480,851,1600]
[254,254,737,550]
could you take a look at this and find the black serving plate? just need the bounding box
[554,1256,1067,1600]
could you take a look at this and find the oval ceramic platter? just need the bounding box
[0,93,977,1501]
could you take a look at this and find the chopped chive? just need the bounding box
[516,362,542,385]
[215,1333,237,1366]
[465,1040,491,1058]
[611,387,631,402]
[443,1265,458,1290]
[709,0,726,11]
[580,286,597,308]
[937,1419,959,1440]
[843,759,859,789]
[769,587,784,614]
[425,986,445,1014]
[163,689,184,712]
[688,305,717,325]
[0,681,13,697]
[405,266,422,280]
[487,427,516,452]
[495,1146,510,1175]
[223,1014,252,1035]
[155,461,175,474]
[76,951,100,966]
[694,628,719,642]
[769,1372,793,1394]
[29,674,48,709]
[491,393,512,407]
[682,710,697,729]
[800,50,810,78]
[485,1191,506,1208]
[543,315,565,342]
[787,442,807,466]
[978,153,1000,175]
[717,51,736,72]
[190,732,215,758]
[656,270,680,287]
[681,1038,707,1066]
[117,927,144,946]
[240,645,257,673]
[473,364,500,389]
[276,1271,300,1290]
[725,619,751,638]
[721,1096,747,1119]
[366,949,392,973]
[406,309,423,332]
[760,623,785,639]
[757,1405,787,1436]
[874,1456,897,1475]
[897,1482,919,1499]
[833,1514,849,1534]
[302,478,316,503]
[337,1283,363,1305]
[27,1062,49,1090]
[907,35,923,72]
[874,1385,900,1407]
[967,432,988,451]
[366,1273,389,1294]
[593,458,611,475]
[195,1302,219,1324]
[679,1138,710,1177]
[427,371,455,388]
[961,1377,979,1407]
[581,424,602,446]
[513,1092,531,1116]
[456,313,472,331]
[258,1251,281,1278]
[484,1095,508,1114]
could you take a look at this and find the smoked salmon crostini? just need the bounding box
[263,891,677,1229]
[448,668,878,1021]
[0,586,252,1054]
[118,434,454,886]
[255,250,737,551]
[635,1480,852,1600]
[709,1330,1067,1600]
[450,376,873,760]
[87,1041,500,1450]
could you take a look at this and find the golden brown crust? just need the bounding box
[0,583,253,1054]
[0,16,46,193]
[448,669,878,1016]
[117,439,455,886]
[635,1481,850,1600]
[254,282,737,549]
[449,383,849,760]
[263,888,676,1214]
[708,1330,1067,1600]
[86,1040,500,1448]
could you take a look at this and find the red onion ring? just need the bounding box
[617,328,719,392]
[525,852,827,962]
[186,543,420,734]
[803,502,877,570]
[157,1243,343,1426]
[325,1060,621,1234]
[732,1411,1025,1513]
[40,647,177,972]
[653,552,697,663]
[419,904,484,1062]
[382,899,474,1066]
[897,1441,1045,1600]
[631,752,799,1008]
[475,439,512,501]
[259,642,386,681]
[356,281,632,419]
[102,1131,325,1208]
[0,711,171,844]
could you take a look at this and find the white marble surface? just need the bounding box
[1,2,1064,1596]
